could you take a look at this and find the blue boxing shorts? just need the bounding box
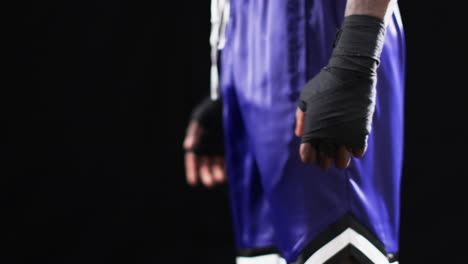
[217,0,405,263]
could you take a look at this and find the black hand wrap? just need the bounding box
[190,97,224,156]
[298,15,386,157]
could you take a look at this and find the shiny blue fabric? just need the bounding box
[220,0,405,261]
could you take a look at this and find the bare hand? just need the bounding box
[295,108,366,170]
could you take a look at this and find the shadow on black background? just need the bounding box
[3,1,466,263]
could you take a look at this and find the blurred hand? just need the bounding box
[183,121,226,188]
[295,108,366,170]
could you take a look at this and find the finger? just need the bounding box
[335,145,351,169]
[185,152,199,186]
[295,108,305,137]
[211,156,226,184]
[318,152,332,170]
[199,156,214,188]
[300,143,317,164]
[183,122,203,150]
[352,148,367,158]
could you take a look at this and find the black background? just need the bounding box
[4,1,467,263]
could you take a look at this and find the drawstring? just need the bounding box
[210,0,230,100]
